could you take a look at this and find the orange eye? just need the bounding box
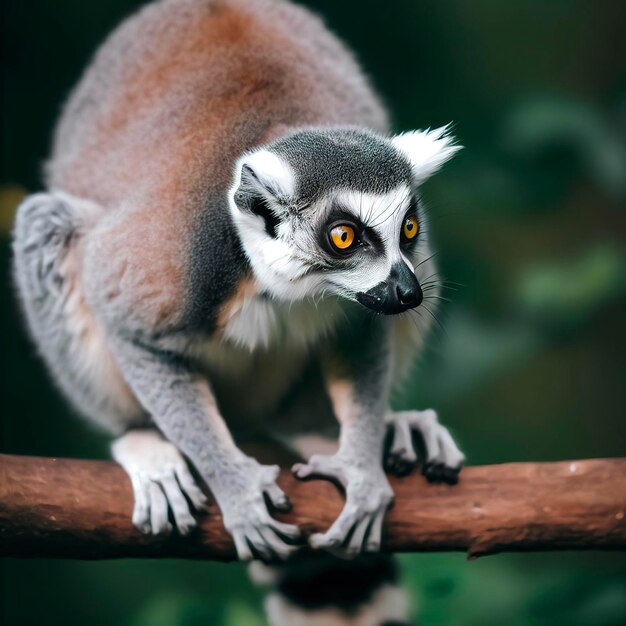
[329,224,356,250]
[403,215,419,240]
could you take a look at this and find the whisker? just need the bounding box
[404,309,424,336]
[368,188,411,230]
[424,294,452,304]
[414,250,439,271]
[419,274,462,293]
[421,303,448,337]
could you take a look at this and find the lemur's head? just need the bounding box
[229,127,459,314]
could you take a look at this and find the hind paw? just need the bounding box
[385,409,464,484]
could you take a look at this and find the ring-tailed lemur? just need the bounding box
[12,0,464,623]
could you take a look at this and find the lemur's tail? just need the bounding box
[250,551,412,626]
[12,191,138,431]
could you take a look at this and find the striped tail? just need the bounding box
[250,551,413,626]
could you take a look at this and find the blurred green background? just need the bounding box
[1,0,625,624]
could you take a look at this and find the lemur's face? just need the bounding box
[229,127,459,314]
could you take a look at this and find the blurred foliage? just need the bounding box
[517,244,626,330]
[504,97,626,199]
[0,184,25,235]
[1,0,625,624]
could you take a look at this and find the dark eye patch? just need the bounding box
[249,193,281,238]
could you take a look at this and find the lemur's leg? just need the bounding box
[256,428,411,622]
[109,337,301,560]
[14,192,210,533]
[112,428,209,535]
[293,316,393,556]
[385,409,465,483]
[13,193,215,538]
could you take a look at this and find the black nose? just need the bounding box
[392,262,422,307]
[356,262,423,315]
[397,282,421,306]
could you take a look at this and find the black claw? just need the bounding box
[384,454,416,477]
[265,493,293,513]
[250,542,275,563]
[276,497,293,513]
[396,462,415,478]
[422,462,443,482]
[441,466,461,485]
[422,462,462,485]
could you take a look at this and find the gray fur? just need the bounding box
[270,128,414,203]
[108,334,301,556]
[294,314,394,554]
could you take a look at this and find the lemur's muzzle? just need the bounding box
[356,262,423,315]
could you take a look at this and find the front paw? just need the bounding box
[293,454,393,557]
[219,460,302,561]
[112,430,209,536]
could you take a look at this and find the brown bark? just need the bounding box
[1,453,625,560]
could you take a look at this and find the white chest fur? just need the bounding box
[191,295,342,422]
[220,294,341,352]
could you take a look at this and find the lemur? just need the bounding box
[13,0,465,623]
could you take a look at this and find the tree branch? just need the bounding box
[1,454,625,560]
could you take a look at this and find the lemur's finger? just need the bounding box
[245,527,273,561]
[404,410,443,463]
[365,508,386,552]
[174,464,209,511]
[148,481,172,535]
[265,516,302,540]
[259,526,298,560]
[385,453,416,477]
[263,482,292,512]
[421,420,441,464]
[129,475,151,534]
[309,528,349,550]
[390,416,417,461]
[437,427,465,469]
[310,505,359,549]
[160,472,197,535]
[232,530,253,561]
[308,532,334,550]
[293,457,345,484]
[385,438,417,476]
[344,515,372,557]
[264,464,281,481]
[292,462,316,479]
[423,459,462,484]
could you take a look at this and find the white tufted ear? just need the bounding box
[392,125,461,184]
[238,149,295,199]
